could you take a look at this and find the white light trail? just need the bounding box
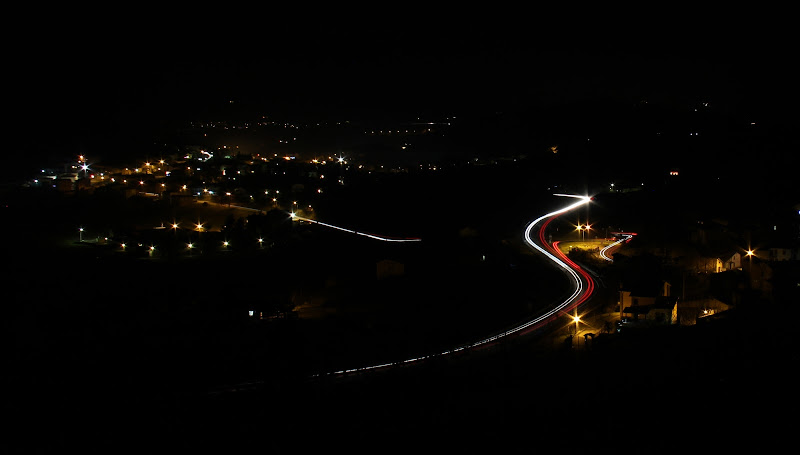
[599,234,633,261]
[316,194,593,377]
[291,214,421,242]
[518,194,592,323]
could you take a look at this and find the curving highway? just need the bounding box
[314,193,595,377]
[207,194,598,390]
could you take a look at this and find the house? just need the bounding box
[620,280,677,325]
[647,298,679,324]
[686,254,724,274]
[621,296,678,325]
[694,251,744,274]
[724,252,742,271]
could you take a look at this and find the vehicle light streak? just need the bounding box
[290,214,422,242]
[600,234,633,261]
[312,194,594,378]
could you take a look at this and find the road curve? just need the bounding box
[600,233,635,261]
[518,194,595,332]
[312,194,595,377]
[207,194,597,390]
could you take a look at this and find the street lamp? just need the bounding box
[337,155,346,185]
[746,248,755,269]
[572,312,581,335]
[79,227,84,242]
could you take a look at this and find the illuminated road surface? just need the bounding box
[314,194,595,377]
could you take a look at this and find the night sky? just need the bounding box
[6,12,798,168]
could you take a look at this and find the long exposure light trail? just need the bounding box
[599,233,635,261]
[314,194,594,377]
[290,213,422,242]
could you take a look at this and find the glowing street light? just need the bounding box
[746,248,756,269]
[576,223,591,241]
[79,227,84,242]
[745,248,756,289]
[572,312,581,335]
